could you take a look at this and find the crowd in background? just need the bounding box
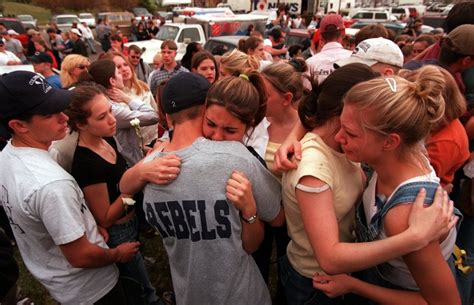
[1,2,474,305]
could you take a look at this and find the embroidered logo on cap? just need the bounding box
[29,74,52,94]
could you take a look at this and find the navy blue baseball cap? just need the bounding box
[162,72,210,114]
[28,52,53,64]
[0,71,73,120]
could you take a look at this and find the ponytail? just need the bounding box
[206,70,267,128]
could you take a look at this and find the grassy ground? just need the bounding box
[3,2,52,26]
[14,232,279,304]
[14,232,173,305]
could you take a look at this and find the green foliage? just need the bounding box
[140,0,157,13]
[3,1,51,25]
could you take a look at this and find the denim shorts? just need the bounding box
[279,255,343,305]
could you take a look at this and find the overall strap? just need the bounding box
[369,181,439,230]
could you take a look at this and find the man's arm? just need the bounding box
[59,235,139,268]
[33,180,140,268]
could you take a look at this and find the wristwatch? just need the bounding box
[240,211,258,224]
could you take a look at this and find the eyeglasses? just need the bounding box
[130,55,141,59]
[77,64,89,70]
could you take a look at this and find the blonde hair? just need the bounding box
[102,51,149,96]
[60,54,89,88]
[153,53,162,64]
[344,65,446,148]
[399,65,466,131]
[261,59,307,104]
[219,50,260,75]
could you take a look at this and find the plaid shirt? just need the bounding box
[149,64,189,96]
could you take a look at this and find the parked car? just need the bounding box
[51,14,81,32]
[126,23,206,63]
[155,11,173,21]
[427,3,446,12]
[0,17,29,47]
[350,10,397,23]
[441,4,454,17]
[349,21,405,37]
[97,11,135,37]
[389,7,418,21]
[130,7,153,21]
[127,13,267,64]
[285,29,310,49]
[79,13,96,28]
[204,35,244,54]
[17,14,37,30]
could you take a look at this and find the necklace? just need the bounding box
[79,137,117,163]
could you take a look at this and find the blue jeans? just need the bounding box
[279,255,343,305]
[107,216,158,305]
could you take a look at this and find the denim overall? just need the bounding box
[349,181,464,305]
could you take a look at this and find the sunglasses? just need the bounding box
[130,55,141,59]
[77,64,89,70]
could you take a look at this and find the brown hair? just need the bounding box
[191,51,218,73]
[262,59,308,106]
[354,24,389,45]
[66,84,106,131]
[161,39,177,50]
[206,71,267,129]
[128,44,143,54]
[298,63,378,130]
[344,65,446,147]
[109,34,122,42]
[238,37,263,54]
[78,59,116,89]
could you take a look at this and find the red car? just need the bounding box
[0,17,29,48]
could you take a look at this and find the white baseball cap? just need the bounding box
[335,37,404,68]
[70,28,82,37]
[7,29,19,36]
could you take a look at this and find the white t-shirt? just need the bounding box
[0,143,118,304]
[0,50,21,65]
[266,10,278,25]
[306,42,352,84]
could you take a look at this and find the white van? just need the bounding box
[351,10,397,23]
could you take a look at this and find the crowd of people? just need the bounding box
[1,2,474,305]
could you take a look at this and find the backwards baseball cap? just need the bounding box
[162,73,210,114]
[70,28,82,37]
[7,29,19,36]
[28,52,53,64]
[27,29,40,36]
[445,24,474,56]
[319,14,345,33]
[335,37,404,68]
[0,71,73,120]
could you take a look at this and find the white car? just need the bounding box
[79,13,96,28]
[351,10,397,23]
[17,14,37,29]
[51,14,81,32]
[125,24,206,64]
[441,4,454,16]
